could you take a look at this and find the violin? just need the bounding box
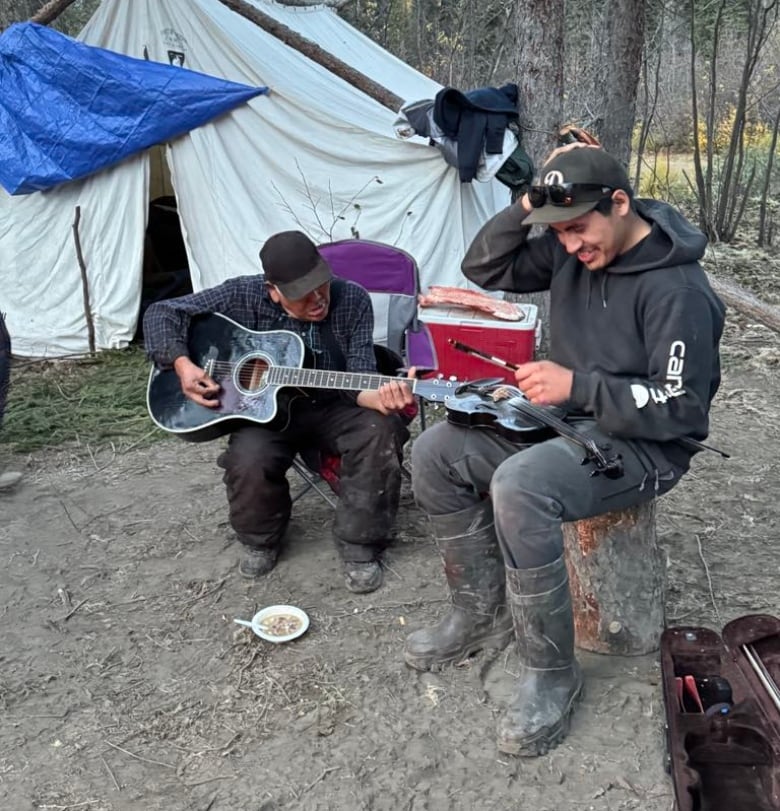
[445,379,624,479]
[444,338,729,466]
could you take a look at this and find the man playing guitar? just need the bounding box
[143,230,413,593]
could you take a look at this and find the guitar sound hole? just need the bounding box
[237,358,269,393]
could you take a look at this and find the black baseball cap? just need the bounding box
[525,148,632,225]
[259,231,333,299]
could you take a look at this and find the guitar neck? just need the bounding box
[266,365,409,393]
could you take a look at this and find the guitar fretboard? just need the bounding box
[266,366,414,393]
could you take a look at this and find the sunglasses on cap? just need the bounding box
[528,183,614,208]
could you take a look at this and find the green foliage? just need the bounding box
[1,346,164,453]
[696,104,778,153]
[637,151,696,201]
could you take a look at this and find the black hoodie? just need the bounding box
[461,199,726,468]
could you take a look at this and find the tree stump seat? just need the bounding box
[562,500,664,655]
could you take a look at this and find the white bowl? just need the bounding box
[246,604,309,643]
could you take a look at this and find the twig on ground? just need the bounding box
[236,648,261,690]
[695,533,721,623]
[83,445,118,475]
[100,755,121,791]
[182,774,236,787]
[123,427,163,454]
[86,443,100,471]
[382,560,402,580]
[101,595,150,610]
[302,766,340,794]
[58,499,81,533]
[327,597,447,619]
[265,671,291,704]
[183,578,227,609]
[104,739,176,770]
[181,526,203,544]
[60,598,89,622]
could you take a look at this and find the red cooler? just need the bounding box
[421,304,539,383]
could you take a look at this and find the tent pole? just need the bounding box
[30,0,78,25]
[216,0,404,113]
[72,206,96,355]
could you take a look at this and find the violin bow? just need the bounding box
[448,340,623,478]
[448,339,728,464]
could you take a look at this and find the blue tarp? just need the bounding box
[0,22,268,195]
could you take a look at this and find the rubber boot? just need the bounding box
[403,502,513,671]
[496,556,584,756]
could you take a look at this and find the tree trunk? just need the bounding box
[510,0,564,171]
[216,0,403,113]
[707,272,780,334]
[1,0,43,30]
[594,0,645,164]
[563,501,664,655]
[507,0,564,358]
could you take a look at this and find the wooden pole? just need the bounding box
[706,272,780,335]
[216,0,403,113]
[30,0,78,25]
[72,206,96,355]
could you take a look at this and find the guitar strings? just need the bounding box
[201,360,397,387]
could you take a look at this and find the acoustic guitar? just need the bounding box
[146,313,468,442]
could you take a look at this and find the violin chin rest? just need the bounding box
[454,377,506,396]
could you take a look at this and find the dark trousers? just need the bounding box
[217,397,409,562]
[412,420,686,569]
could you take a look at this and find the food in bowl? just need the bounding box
[260,613,303,637]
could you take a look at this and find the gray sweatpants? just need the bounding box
[411,420,686,569]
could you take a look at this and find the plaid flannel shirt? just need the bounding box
[143,276,377,397]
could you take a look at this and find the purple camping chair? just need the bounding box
[291,239,439,507]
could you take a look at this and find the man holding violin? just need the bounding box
[405,144,725,756]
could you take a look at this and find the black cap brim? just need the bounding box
[524,199,600,226]
[273,256,333,300]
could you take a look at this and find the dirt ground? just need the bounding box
[2,284,780,810]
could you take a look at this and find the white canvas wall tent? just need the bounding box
[0,0,508,358]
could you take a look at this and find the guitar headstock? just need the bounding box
[412,374,462,403]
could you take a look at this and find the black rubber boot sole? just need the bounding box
[404,623,514,672]
[496,682,584,757]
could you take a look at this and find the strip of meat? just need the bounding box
[418,285,524,321]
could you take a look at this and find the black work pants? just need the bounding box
[217,396,409,562]
[412,420,686,569]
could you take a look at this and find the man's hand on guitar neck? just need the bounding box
[357,370,416,416]
[174,355,221,408]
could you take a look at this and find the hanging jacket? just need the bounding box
[432,83,520,182]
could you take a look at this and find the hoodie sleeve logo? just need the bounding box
[631,340,687,408]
